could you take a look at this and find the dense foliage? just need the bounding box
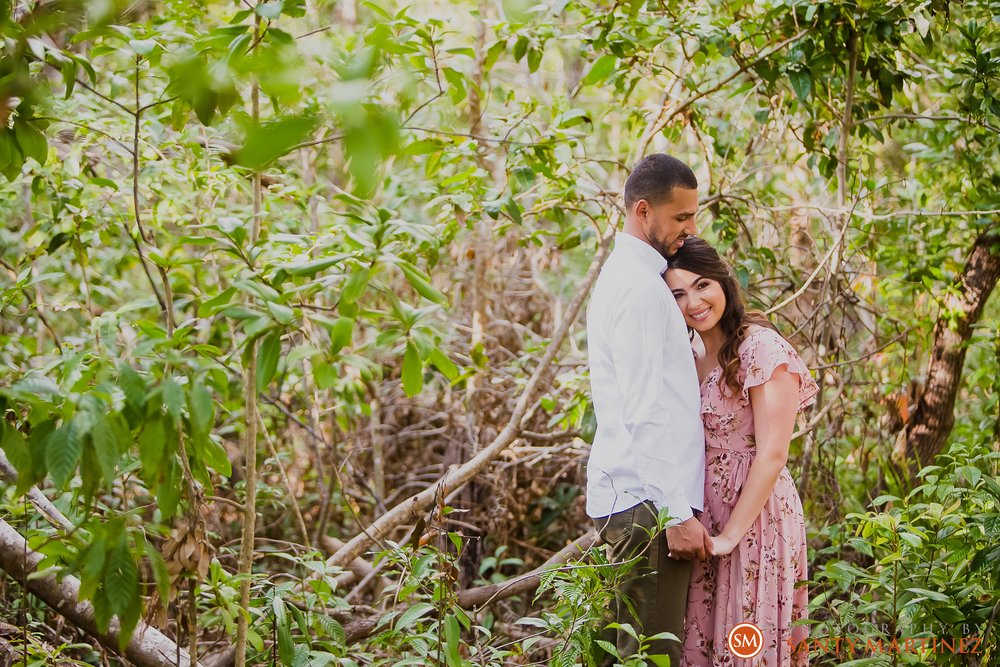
[1,0,998,665]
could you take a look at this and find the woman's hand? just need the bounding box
[710,534,738,556]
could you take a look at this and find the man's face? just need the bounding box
[638,187,699,258]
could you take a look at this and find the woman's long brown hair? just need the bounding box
[668,237,776,396]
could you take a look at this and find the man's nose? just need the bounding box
[685,219,698,236]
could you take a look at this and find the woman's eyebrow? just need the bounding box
[687,275,704,287]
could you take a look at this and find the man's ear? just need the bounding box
[633,198,648,222]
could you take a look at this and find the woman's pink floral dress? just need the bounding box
[681,326,818,666]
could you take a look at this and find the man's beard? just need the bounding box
[650,233,677,259]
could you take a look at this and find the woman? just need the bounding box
[665,238,816,666]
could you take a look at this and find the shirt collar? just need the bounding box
[614,232,669,276]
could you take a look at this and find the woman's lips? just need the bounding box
[689,307,711,322]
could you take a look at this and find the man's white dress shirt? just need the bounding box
[585,233,705,524]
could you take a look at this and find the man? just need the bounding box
[586,153,709,666]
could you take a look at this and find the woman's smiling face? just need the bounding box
[665,268,727,334]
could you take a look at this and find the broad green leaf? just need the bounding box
[444,613,462,667]
[157,459,182,520]
[267,301,295,325]
[330,316,355,355]
[198,286,238,317]
[235,115,318,170]
[256,2,284,19]
[201,436,232,477]
[143,537,171,603]
[46,421,82,488]
[138,416,167,479]
[257,331,283,392]
[788,69,812,101]
[398,260,446,304]
[401,341,423,397]
[341,268,370,304]
[89,413,121,483]
[104,540,139,618]
[78,541,107,601]
[581,55,617,86]
[428,348,459,381]
[394,602,435,629]
[280,256,343,278]
[119,365,146,419]
[15,121,47,167]
[273,596,295,665]
[161,377,185,422]
[188,379,214,439]
[0,422,30,482]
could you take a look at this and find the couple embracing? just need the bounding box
[586,154,816,666]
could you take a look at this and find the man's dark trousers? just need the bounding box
[594,501,692,666]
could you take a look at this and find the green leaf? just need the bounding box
[341,268,370,304]
[788,69,812,101]
[428,347,459,381]
[581,55,617,86]
[188,379,214,439]
[316,613,345,643]
[104,540,139,618]
[330,316,355,355]
[78,540,107,601]
[256,2,285,19]
[257,331,283,392]
[119,364,147,417]
[89,413,121,483]
[1,422,30,482]
[15,121,47,167]
[394,602,435,629]
[443,613,462,667]
[198,286,238,317]
[161,377,185,422]
[267,301,295,325]
[138,416,167,480]
[273,596,295,665]
[157,458,182,520]
[129,39,159,55]
[201,436,232,477]
[398,260,447,304]
[280,255,344,278]
[143,537,171,603]
[46,421,82,488]
[235,115,318,170]
[401,341,423,397]
[526,47,542,73]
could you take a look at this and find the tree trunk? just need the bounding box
[903,230,1000,475]
[0,518,203,667]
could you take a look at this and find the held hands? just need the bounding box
[666,516,711,560]
[709,533,738,556]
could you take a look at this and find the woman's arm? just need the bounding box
[711,365,800,556]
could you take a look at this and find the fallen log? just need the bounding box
[0,518,204,667]
[456,530,600,609]
[342,530,602,644]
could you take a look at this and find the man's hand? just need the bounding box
[665,516,709,560]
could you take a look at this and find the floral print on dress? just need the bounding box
[681,326,819,666]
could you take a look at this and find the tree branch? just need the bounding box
[327,231,615,569]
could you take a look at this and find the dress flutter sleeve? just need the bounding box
[740,328,819,412]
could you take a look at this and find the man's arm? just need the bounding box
[610,288,694,526]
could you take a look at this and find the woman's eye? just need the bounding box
[697,282,709,290]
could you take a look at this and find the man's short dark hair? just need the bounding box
[623,154,698,210]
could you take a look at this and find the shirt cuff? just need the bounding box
[649,492,694,526]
